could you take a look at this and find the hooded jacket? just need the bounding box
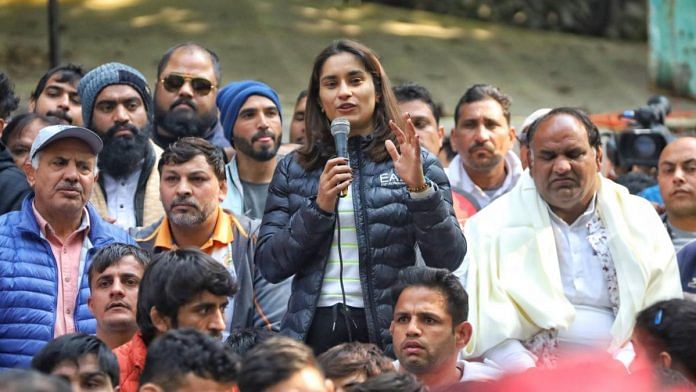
[256,136,466,352]
[0,145,31,215]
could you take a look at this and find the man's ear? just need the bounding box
[23,161,37,188]
[508,126,517,143]
[454,321,473,349]
[526,147,534,174]
[138,383,164,392]
[659,351,672,369]
[219,179,228,202]
[324,378,335,392]
[595,146,603,171]
[87,296,94,313]
[437,125,445,148]
[449,128,459,153]
[150,307,172,334]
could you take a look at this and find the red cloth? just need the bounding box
[114,331,147,392]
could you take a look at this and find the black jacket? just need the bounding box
[256,136,466,352]
[0,145,31,215]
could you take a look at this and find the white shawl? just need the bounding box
[464,171,682,357]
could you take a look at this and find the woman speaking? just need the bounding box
[256,39,466,354]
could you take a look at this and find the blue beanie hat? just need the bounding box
[78,62,152,129]
[216,80,282,142]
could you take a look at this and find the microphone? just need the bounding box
[330,117,350,197]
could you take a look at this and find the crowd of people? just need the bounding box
[0,37,695,392]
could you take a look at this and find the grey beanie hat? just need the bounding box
[78,62,152,129]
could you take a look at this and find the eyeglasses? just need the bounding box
[160,73,217,96]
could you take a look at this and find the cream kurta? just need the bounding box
[464,171,682,358]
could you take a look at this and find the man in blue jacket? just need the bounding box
[0,124,135,369]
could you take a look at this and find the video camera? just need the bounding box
[608,96,672,168]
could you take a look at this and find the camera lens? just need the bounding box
[633,135,657,158]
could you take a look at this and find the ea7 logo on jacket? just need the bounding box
[378,171,405,188]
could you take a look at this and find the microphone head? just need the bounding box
[330,117,350,137]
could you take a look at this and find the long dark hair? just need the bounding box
[298,39,403,170]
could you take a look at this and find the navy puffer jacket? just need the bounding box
[256,136,466,352]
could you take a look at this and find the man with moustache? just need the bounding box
[216,80,283,219]
[152,43,230,152]
[78,62,164,229]
[132,137,289,331]
[0,124,134,369]
[446,84,522,211]
[390,266,501,389]
[30,64,84,126]
[87,244,150,349]
[462,108,681,371]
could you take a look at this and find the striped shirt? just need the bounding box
[317,187,364,308]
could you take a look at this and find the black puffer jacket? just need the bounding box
[256,136,466,352]
[0,145,31,215]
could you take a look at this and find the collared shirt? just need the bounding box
[153,207,235,254]
[102,163,143,230]
[446,151,523,210]
[32,203,90,337]
[547,196,614,349]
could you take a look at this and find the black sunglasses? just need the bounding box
[160,73,217,96]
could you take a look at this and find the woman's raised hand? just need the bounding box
[385,113,426,190]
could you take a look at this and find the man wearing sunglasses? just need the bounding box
[152,43,231,155]
[79,62,165,230]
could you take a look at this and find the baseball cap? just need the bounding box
[30,124,103,160]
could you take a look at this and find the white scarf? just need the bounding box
[464,171,682,358]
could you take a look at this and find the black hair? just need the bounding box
[156,43,221,83]
[526,107,601,150]
[0,72,20,120]
[1,112,61,147]
[391,266,469,326]
[295,89,308,104]
[224,327,277,356]
[453,83,511,127]
[615,171,657,195]
[393,82,442,125]
[157,136,226,181]
[136,248,238,345]
[140,328,239,389]
[87,243,150,290]
[317,342,394,385]
[30,64,84,102]
[30,333,119,388]
[0,369,71,392]
[634,299,696,381]
[238,336,321,392]
[344,371,426,392]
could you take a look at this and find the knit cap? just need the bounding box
[216,80,282,142]
[78,62,152,129]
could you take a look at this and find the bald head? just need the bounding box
[658,137,696,221]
